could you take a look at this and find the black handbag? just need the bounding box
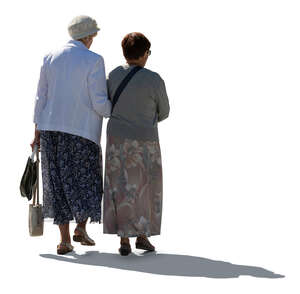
[20,145,38,201]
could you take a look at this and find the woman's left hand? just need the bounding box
[30,129,41,151]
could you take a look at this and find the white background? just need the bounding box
[0,0,299,293]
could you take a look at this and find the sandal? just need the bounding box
[57,242,74,255]
[136,236,155,251]
[73,226,95,246]
[119,243,132,256]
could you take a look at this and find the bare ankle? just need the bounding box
[137,234,147,240]
[61,237,71,244]
[76,219,87,230]
[121,237,130,245]
[76,224,86,230]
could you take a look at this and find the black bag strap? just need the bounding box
[111,66,142,113]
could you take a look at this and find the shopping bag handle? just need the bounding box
[31,144,40,206]
[31,144,39,161]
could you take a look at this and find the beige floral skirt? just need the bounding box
[103,134,163,237]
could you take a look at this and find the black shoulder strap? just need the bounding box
[111,66,142,113]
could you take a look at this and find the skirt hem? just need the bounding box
[43,215,102,225]
[103,231,161,238]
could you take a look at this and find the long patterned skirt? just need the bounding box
[103,134,163,237]
[40,131,103,225]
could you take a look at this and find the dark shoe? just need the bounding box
[119,243,132,256]
[57,242,74,255]
[73,227,95,246]
[135,236,155,251]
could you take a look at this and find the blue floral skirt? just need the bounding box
[40,131,103,225]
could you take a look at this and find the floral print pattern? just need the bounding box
[103,135,163,237]
[40,131,103,225]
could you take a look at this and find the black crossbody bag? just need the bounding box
[111,66,142,113]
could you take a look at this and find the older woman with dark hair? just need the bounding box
[103,32,170,255]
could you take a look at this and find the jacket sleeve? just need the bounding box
[33,56,48,123]
[87,56,111,118]
[155,76,170,122]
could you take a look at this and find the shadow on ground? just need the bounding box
[40,251,284,278]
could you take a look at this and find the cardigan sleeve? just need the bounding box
[33,56,48,123]
[87,56,111,118]
[155,76,170,122]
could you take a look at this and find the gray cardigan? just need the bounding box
[106,64,170,141]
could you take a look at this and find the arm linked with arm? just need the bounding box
[88,57,111,118]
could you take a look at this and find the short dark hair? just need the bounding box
[121,32,151,60]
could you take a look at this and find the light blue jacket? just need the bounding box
[33,40,111,146]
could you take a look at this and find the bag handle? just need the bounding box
[111,66,142,114]
[31,144,38,161]
[32,145,40,206]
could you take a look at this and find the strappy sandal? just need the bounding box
[57,242,74,255]
[73,226,95,246]
[135,236,155,251]
[119,243,132,256]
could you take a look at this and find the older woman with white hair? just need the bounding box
[31,15,111,255]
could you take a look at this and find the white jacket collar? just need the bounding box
[66,39,88,50]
